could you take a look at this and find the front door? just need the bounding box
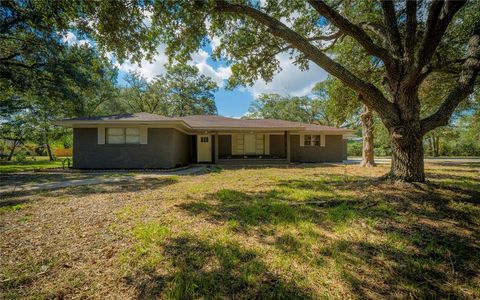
[197,134,212,162]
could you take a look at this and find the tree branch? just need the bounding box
[276,31,344,53]
[358,22,388,46]
[405,0,417,63]
[421,22,480,134]
[380,0,403,58]
[212,0,399,125]
[409,0,466,86]
[306,0,394,66]
[0,52,21,61]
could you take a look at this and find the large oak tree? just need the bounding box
[81,0,479,182]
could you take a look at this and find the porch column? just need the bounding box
[285,131,291,163]
[214,132,219,164]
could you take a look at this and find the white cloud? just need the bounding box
[115,45,169,81]
[62,31,92,47]
[143,10,153,28]
[190,49,232,87]
[245,53,328,98]
[116,46,232,88]
[210,36,222,51]
[116,47,327,98]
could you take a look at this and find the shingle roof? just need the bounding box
[57,113,353,132]
[180,115,352,132]
[179,115,304,129]
[302,123,351,132]
[63,112,176,121]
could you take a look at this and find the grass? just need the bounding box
[0,203,25,214]
[0,156,71,173]
[0,162,479,299]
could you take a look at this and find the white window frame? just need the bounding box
[304,134,321,147]
[106,128,141,145]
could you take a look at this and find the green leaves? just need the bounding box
[246,93,336,126]
[119,63,218,117]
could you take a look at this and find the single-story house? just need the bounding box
[54,113,354,169]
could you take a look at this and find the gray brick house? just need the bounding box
[55,113,353,169]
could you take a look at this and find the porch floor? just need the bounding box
[217,157,289,165]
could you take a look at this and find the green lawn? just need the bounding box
[0,163,479,299]
[0,156,71,173]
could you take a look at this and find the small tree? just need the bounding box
[0,117,32,161]
[119,64,218,117]
[312,78,379,167]
[161,64,218,117]
[246,93,335,125]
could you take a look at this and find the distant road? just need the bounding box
[345,157,480,165]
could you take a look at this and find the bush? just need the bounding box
[374,146,391,157]
[15,151,27,162]
[347,141,362,156]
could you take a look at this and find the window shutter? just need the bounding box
[320,134,326,147]
[264,134,270,155]
[97,127,105,144]
[231,134,237,155]
[140,127,148,144]
[232,134,245,155]
[255,134,264,155]
[232,134,243,155]
[300,133,305,147]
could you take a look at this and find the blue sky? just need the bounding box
[64,32,328,118]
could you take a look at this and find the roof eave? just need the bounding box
[53,119,191,128]
[190,126,306,131]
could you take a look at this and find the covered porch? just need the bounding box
[195,131,292,164]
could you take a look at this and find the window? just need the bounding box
[107,128,140,144]
[200,137,209,143]
[304,135,320,146]
[126,128,140,144]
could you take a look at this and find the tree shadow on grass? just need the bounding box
[178,175,396,230]
[323,222,480,298]
[425,171,479,183]
[124,235,314,300]
[2,177,179,198]
[429,162,480,169]
[61,177,180,196]
[0,173,93,187]
[0,198,30,208]
[178,189,327,228]
[177,174,480,298]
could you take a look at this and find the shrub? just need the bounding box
[347,141,362,156]
[15,151,27,162]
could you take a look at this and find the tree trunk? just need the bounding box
[428,135,434,156]
[427,134,439,157]
[7,140,18,161]
[433,136,439,157]
[389,125,425,182]
[360,104,376,167]
[45,136,54,161]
